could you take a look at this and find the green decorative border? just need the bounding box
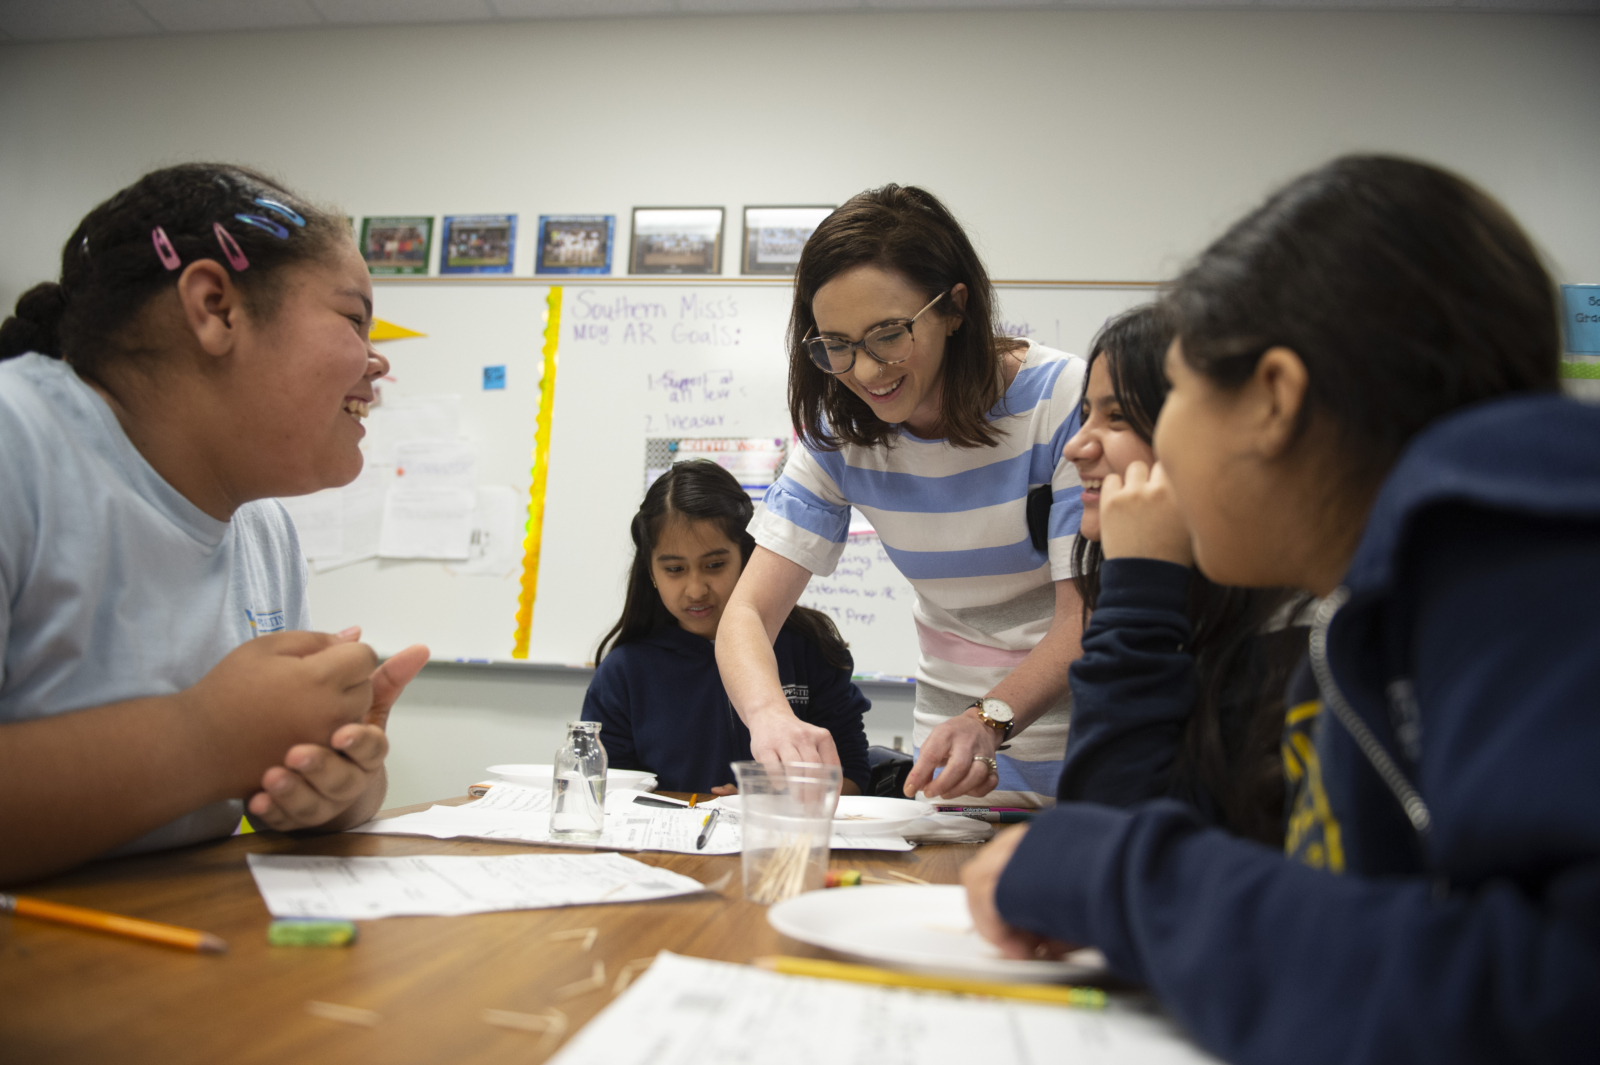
[1561,360,1600,380]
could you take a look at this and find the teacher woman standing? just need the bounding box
[716,185,1087,806]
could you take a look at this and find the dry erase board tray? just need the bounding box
[768,884,1107,984]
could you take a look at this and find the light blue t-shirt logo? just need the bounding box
[246,608,287,636]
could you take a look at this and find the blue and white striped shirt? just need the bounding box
[751,341,1086,805]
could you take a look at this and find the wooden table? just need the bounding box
[0,797,983,1065]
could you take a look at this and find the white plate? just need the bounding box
[767,884,1106,983]
[486,764,658,792]
[832,796,934,837]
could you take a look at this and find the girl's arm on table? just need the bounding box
[716,546,840,767]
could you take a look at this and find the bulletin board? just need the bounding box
[294,278,1156,677]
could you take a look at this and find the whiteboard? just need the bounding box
[301,279,1154,675]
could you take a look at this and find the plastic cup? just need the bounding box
[732,761,842,905]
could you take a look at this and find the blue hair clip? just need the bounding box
[253,197,306,228]
[234,213,290,240]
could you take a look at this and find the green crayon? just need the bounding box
[267,919,358,948]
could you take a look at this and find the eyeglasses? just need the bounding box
[802,291,946,375]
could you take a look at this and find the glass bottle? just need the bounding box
[549,721,607,842]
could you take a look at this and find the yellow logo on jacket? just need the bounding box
[1283,700,1345,873]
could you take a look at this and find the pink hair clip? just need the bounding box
[151,226,181,271]
[212,222,249,272]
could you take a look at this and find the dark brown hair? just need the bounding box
[597,460,852,669]
[1065,303,1308,844]
[1165,154,1559,494]
[787,184,1022,451]
[0,163,347,384]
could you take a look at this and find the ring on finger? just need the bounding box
[973,755,998,777]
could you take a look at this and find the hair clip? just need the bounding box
[212,222,249,271]
[253,197,306,228]
[152,227,181,271]
[234,213,290,240]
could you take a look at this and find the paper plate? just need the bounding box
[767,884,1106,983]
[832,796,934,837]
[486,764,658,792]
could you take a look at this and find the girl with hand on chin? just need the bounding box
[962,156,1600,1065]
[582,461,870,796]
[0,164,429,885]
[1058,305,1307,843]
[716,185,1088,809]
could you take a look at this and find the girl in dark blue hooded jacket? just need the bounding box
[581,460,870,795]
[962,155,1600,1065]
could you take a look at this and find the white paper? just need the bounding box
[277,488,344,560]
[394,439,475,490]
[350,784,914,855]
[378,486,476,559]
[245,851,703,919]
[363,395,462,466]
[550,953,1223,1065]
[448,485,525,576]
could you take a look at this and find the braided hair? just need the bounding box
[0,163,346,383]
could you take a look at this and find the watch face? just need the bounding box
[980,698,1014,724]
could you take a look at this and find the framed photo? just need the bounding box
[359,216,434,276]
[629,207,724,275]
[536,215,614,275]
[440,214,516,275]
[742,206,833,276]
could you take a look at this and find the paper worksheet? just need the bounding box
[349,784,915,855]
[550,952,1223,1065]
[246,852,704,919]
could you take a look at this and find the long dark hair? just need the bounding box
[787,184,1024,451]
[1164,154,1558,500]
[597,460,852,669]
[1071,304,1309,844]
[0,163,347,383]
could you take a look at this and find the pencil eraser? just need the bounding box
[268,919,358,948]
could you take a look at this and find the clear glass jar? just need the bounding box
[549,721,608,842]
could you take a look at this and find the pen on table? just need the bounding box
[754,956,1105,1009]
[695,808,721,850]
[936,807,1036,824]
[1,893,227,954]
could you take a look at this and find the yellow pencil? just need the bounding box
[1,892,227,954]
[754,955,1106,1008]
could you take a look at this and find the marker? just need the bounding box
[695,808,721,850]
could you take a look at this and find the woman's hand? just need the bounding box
[247,642,430,831]
[746,707,841,768]
[962,825,1079,960]
[903,709,1001,800]
[1100,461,1194,566]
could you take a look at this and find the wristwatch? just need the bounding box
[969,697,1015,741]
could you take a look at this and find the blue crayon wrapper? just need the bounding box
[267,919,358,948]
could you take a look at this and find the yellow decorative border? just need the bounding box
[512,287,563,658]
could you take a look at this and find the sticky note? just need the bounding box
[1561,285,1600,355]
[268,919,358,948]
[483,365,507,390]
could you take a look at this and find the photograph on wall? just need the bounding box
[440,214,517,275]
[536,214,615,275]
[741,206,833,276]
[359,216,434,276]
[629,207,724,275]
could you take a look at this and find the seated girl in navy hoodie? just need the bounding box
[964,155,1600,1065]
[1058,304,1308,845]
[582,460,870,795]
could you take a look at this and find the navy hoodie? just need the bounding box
[580,623,871,794]
[996,394,1600,1065]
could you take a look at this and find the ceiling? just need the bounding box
[0,0,1592,43]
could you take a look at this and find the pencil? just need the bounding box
[753,955,1105,1009]
[0,893,227,954]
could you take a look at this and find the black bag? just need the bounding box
[866,745,915,798]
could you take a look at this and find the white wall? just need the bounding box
[3,10,1597,806]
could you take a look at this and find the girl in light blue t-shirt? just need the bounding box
[0,163,429,884]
